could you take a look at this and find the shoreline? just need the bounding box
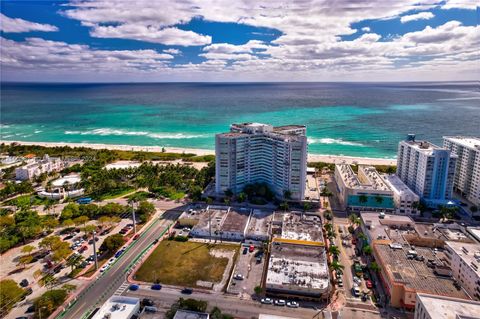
[0,140,397,166]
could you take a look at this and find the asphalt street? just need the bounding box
[61,215,175,319]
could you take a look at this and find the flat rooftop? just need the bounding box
[383,174,419,198]
[358,166,391,191]
[173,310,210,319]
[361,212,414,242]
[414,223,474,243]
[375,244,469,299]
[267,242,329,291]
[192,206,228,233]
[91,296,139,319]
[467,227,480,243]
[336,164,392,192]
[444,136,480,150]
[277,212,324,243]
[401,139,452,156]
[417,293,480,319]
[221,207,250,233]
[246,209,272,238]
[445,241,480,277]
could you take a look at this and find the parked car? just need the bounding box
[144,306,157,313]
[24,288,33,296]
[352,286,361,297]
[286,301,299,308]
[142,298,155,307]
[19,279,29,287]
[242,247,248,255]
[115,250,125,258]
[129,284,139,291]
[133,234,140,240]
[25,305,35,313]
[261,298,273,304]
[337,278,343,287]
[361,293,369,302]
[108,258,116,265]
[274,299,286,306]
[100,265,108,272]
[366,280,373,289]
[249,245,255,252]
[181,288,193,294]
[151,284,162,290]
[152,239,159,244]
[234,274,244,280]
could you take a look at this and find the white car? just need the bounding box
[100,265,109,272]
[274,299,286,306]
[108,258,116,265]
[234,274,244,280]
[353,276,362,285]
[286,301,299,308]
[261,298,273,304]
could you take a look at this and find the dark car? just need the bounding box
[151,284,162,290]
[64,235,74,240]
[129,284,139,291]
[242,247,248,255]
[181,288,193,294]
[152,239,159,244]
[20,279,29,287]
[142,298,155,307]
[25,305,35,313]
[24,288,33,295]
[15,317,29,319]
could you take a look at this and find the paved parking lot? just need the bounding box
[227,244,265,298]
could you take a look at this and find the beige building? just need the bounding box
[444,241,480,300]
[443,136,480,207]
[415,293,480,319]
[15,154,65,180]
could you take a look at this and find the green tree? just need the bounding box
[21,244,35,256]
[254,285,262,295]
[324,223,333,233]
[73,215,89,228]
[363,245,373,255]
[359,194,368,205]
[60,203,80,220]
[237,192,247,203]
[370,261,381,273]
[324,210,333,221]
[17,254,33,268]
[34,289,68,318]
[283,190,292,200]
[374,195,384,205]
[43,217,59,231]
[0,279,25,317]
[328,245,340,256]
[329,260,344,274]
[101,234,125,253]
[66,254,84,271]
[62,219,74,228]
[136,200,155,223]
[224,189,233,198]
[39,236,62,252]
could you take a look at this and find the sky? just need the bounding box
[0,0,478,82]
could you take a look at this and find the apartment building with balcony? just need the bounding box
[215,123,307,200]
[443,136,480,208]
[396,134,457,207]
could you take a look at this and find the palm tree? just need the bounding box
[329,260,344,274]
[363,245,373,255]
[328,245,340,256]
[374,195,384,205]
[359,194,368,206]
[324,223,333,233]
[369,261,380,273]
[348,213,359,226]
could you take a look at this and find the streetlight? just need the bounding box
[131,201,137,235]
[92,231,98,270]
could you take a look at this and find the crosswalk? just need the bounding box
[114,282,129,296]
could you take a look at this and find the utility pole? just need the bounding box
[92,231,98,270]
[209,208,212,242]
[131,201,137,234]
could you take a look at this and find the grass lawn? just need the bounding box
[135,241,236,287]
[98,187,135,200]
[3,194,55,207]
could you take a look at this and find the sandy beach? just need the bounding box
[0,140,397,166]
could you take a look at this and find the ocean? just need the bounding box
[1,82,479,159]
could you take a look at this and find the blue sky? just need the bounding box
[0,0,478,82]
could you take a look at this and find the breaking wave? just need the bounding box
[308,138,365,147]
[64,128,206,139]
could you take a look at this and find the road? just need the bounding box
[61,210,179,319]
[125,286,321,319]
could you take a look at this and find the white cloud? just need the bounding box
[90,25,211,46]
[1,1,478,81]
[163,48,182,55]
[400,11,434,23]
[0,13,58,33]
[442,0,478,10]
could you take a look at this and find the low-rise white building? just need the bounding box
[91,296,140,319]
[334,164,395,212]
[383,174,420,215]
[15,155,65,180]
[444,241,480,300]
[415,293,480,319]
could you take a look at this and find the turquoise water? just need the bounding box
[1,82,479,158]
